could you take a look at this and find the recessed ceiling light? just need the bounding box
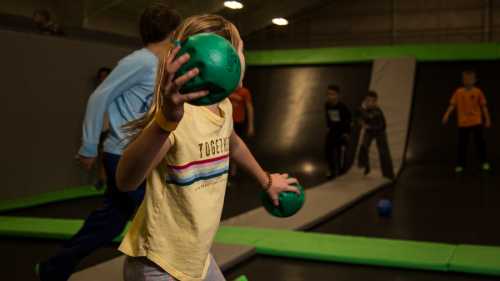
[272,17,288,26]
[224,1,244,9]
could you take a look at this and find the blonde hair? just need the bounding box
[125,14,241,138]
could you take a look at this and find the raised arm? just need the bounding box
[244,90,255,136]
[116,47,208,191]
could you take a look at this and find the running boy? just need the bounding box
[442,69,492,173]
[117,15,300,281]
[37,4,181,281]
[358,91,395,179]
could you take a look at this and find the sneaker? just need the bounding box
[482,163,491,172]
[455,166,464,173]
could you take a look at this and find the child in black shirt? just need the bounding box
[358,91,395,179]
[325,85,352,178]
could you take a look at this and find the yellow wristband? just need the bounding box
[154,110,178,132]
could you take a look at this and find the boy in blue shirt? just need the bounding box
[37,4,181,281]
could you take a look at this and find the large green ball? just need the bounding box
[261,183,305,218]
[175,33,242,106]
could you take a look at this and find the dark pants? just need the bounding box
[457,125,488,167]
[325,131,348,178]
[358,131,395,179]
[40,153,145,281]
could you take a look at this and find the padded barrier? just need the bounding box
[216,227,454,272]
[448,244,500,276]
[245,43,500,65]
[0,186,104,213]
[2,218,500,277]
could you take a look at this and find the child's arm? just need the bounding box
[229,131,299,206]
[117,48,208,191]
[244,89,255,136]
[117,122,173,191]
[442,105,455,125]
[479,91,491,128]
[482,105,491,128]
[443,91,458,125]
[380,109,387,132]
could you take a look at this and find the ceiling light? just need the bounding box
[272,17,288,26]
[224,1,244,9]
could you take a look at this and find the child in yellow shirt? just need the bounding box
[116,15,300,281]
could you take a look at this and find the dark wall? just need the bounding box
[0,30,131,200]
[245,0,500,50]
[407,61,500,166]
[243,64,372,184]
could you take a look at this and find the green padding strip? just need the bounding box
[0,216,128,242]
[0,186,104,213]
[449,245,500,276]
[245,43,500,66]
[256,232,453,271]
[233,276,248,281]
[216,227,454,271]
[2,218,500,277]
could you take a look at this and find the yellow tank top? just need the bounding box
[119,99,233,281]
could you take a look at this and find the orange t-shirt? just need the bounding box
[450,86,486,127]
[229,87,252,124]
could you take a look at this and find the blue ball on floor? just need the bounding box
[377,199,392,218]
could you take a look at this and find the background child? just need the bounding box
[37,4,181,281]
[324,84,352,179]
[442,69,492,172]
[116,15,300,281]
[358,91,395,179]
[229,86,255,176]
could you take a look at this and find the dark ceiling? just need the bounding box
[84,0,327,36]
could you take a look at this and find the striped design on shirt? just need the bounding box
[165,154,230,186]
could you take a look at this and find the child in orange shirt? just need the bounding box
[442,70,492,173]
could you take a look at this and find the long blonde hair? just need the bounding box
[125,14,241,138]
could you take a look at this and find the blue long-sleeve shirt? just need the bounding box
[79,48,158,157]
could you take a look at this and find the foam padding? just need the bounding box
[245,43,500,66]
[0,216,83,240]
[256,231,454,271]
[0,216,128,242]
[216,227,454,271]
[3,218,500,276]
[0,186,104,212]
[215,226,273,246]
[449,245,500,276]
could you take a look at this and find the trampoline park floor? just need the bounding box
[0,168,327,281]
[4,163,500,281]
[224,163,500,281]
